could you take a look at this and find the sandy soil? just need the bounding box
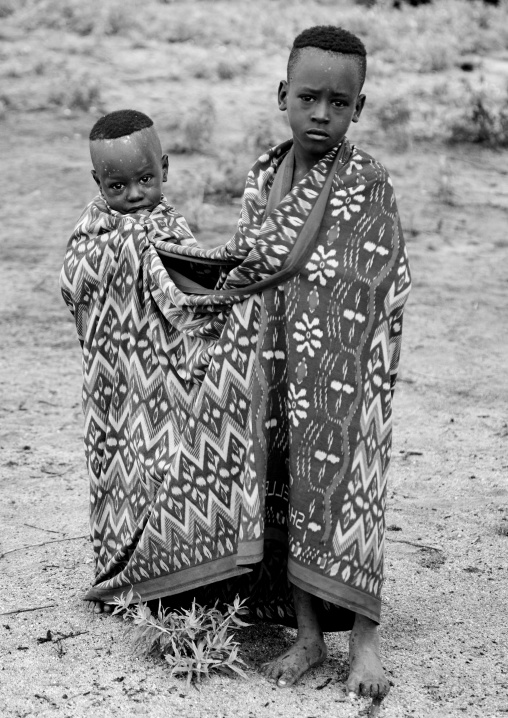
[1,7,508,717]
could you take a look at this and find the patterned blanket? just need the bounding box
[61,139,411,625]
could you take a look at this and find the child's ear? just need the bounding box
[352,94,366,123]
[161,154,169,182]
[91,169,101,188]
[278,80,288,111]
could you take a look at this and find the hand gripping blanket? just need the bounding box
[60,139,411,626]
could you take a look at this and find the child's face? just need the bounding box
[91,128,168,214]
[279,48,365,166]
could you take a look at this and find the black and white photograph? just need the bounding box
[0,0,506,716]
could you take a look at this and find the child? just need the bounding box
[89,109,169,216]
[257,26,404,698]
[61,109,196,347]
[61,28,410,703]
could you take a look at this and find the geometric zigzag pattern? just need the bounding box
[60,140,410,624]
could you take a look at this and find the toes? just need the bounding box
[259,664,271,679]
[85,600,108,614]
[346,676,359,695]
[277,666,300,688]
[347,675,390,700]
[260,642,325,687]
[347,677,368,697]
[369,681,389,699]
[260,653,289,681]
[359,682,371,698]
[260,661,280,681]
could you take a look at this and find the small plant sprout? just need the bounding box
[112,590,250,686]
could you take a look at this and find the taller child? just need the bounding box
[61,26,410,703]
[260,26,396,697]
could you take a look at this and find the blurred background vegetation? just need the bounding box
[1,0,507,221]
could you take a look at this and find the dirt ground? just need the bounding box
[1,5,508,717]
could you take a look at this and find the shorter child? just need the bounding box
[89,109,169,217]
[61,109,196,347]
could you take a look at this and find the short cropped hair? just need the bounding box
[89,109,154,141]
[288,26,367,89]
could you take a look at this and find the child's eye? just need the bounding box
[110,183,124,191]
[300,95,315,103]
[140,175,153,184]
[332,100,347,108]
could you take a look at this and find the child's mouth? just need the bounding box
[306,129,330,141]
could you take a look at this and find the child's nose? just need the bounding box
[126,183,144,201]
[311,100,329,122]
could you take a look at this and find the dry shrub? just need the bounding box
[3,54,56,79]
[381,32,458,74]
[48,73,103,113]
[0,96,8,121]
[17,0,96,35]
[0,64,103,113]
[165,97,216,154]
[99,3,136,36]
[168,170,215,232]
[216,56,251,81]
[158,4,244,47]
[448,83,508,148]
[180,197,215,233]
[376,95,411,134]
[0,0,16,18]
[164,18,198,44]
[204,113,289,200]
[415,38,457,74]
[205,150,251,199]
[245,112,289,157]
[12,0,137,37]
[183,50,252,82]
[352,0,507,73]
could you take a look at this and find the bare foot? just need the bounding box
[347,613,390,699]
[85,600,112,614]
[261,635,327,687]
[260,585,327,687]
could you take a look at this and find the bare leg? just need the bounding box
[347,612,390,699]
[260,585,327,687]
[85,600,112,614]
